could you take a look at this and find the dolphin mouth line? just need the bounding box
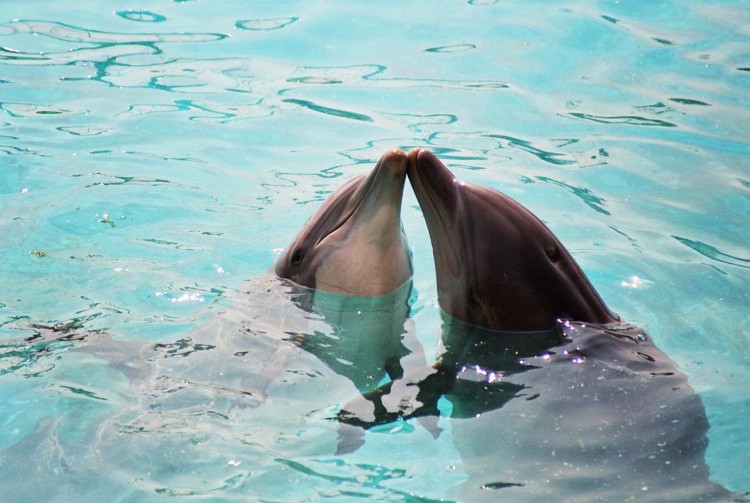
[315,182,364,246]
[315,157,391,247]
[429,186,462,279]
[411,157,461,278]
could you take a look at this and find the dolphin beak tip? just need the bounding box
[378,148,408,179]
[406,148,423,175]
[407,148,443,176]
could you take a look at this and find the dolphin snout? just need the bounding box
[378,148,408,179]
[406,148,422,174]
[406,148,446,176]
[406,148,456,196]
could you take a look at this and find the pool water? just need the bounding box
[1,0,749,501]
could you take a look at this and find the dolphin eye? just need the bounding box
[545,245,560,263]
[290,248,303,266]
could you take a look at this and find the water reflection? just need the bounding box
[286,280,417,392]
[339,317,734,500]
[338,314,565,427]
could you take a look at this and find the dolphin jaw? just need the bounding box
[407,149,463,282]
[317,150,407,247]
[279,149,411,296]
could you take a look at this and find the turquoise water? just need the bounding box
[1,0,749,501]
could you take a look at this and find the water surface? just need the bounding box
[1,1,749,501]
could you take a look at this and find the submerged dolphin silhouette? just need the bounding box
[406,148,617,331]
[275,149,412,296]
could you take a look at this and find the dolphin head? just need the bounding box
[407,148,617,331]
[276,149,412,296]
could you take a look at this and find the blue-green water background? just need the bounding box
[1,0,749,500]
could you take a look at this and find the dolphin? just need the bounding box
[405,148,617,332]
[273,149,424,394]
[336,149,737,501]
[275,149,412,297]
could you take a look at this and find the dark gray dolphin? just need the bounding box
[275,149,412,296]
[337,149,737,501]
[406,148,617,331]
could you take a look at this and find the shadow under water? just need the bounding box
[341,314,741,502]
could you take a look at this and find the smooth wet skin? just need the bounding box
[276,149,412,296]
[406,148,618,331]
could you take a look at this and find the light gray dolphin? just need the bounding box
[406,148,617,331]
[273,149,423,394]
[275,149,412,296]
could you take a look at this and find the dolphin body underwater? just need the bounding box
[335,149,740,501]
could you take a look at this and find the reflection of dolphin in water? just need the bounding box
[340,150,739,501]
[284,281,417,392]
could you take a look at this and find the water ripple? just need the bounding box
[0,18,231,101]
[152,337,216,358]
[1,19,227,45]
[71,172,199,190]
[670,97,711,106]
[273,458,437,501]
[286,64,508,91]
[85,56,252,92]
[282,98,372,122]
[424,43,477,53]
[0,318,107,378]
[57,126,111,136]
[116,99,269,123]
[1,102,76,117]
[116,11,168,23]
[154,472,251,497]
[2,43,156,65]
[383,112,458,132]
[0,46,47,62]
[566,112,678,128]
[485,134,576,165]
[56,384,108,401]
[235,17,299,31]
[536,176,611,215]
[598,12,681,47]
[673,236,750,270]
